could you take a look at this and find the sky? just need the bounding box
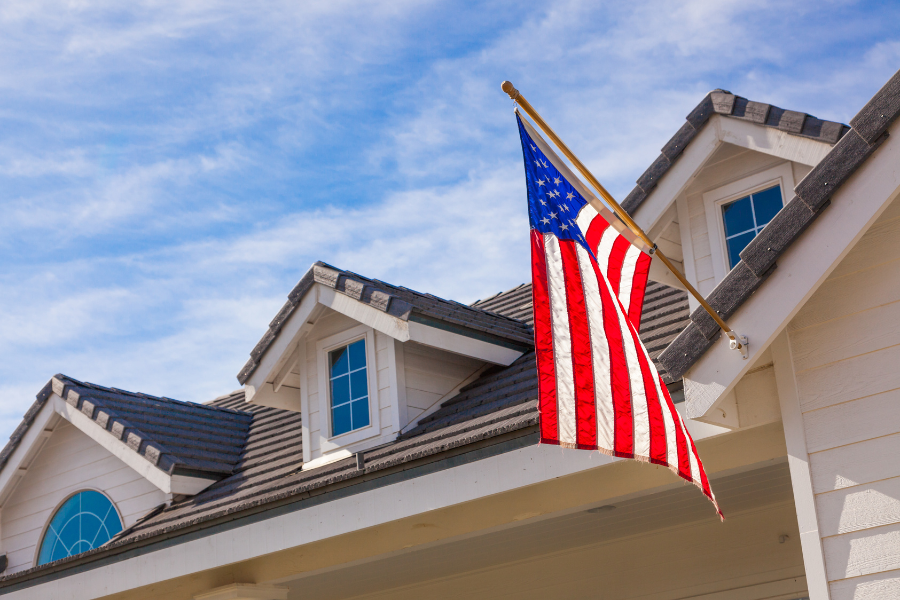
[1,0,899,440]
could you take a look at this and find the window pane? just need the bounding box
[38,491,122,566]
[722,196,754,237]
[348,339,366,371]
[726,231,755,268]
[330,346,349,377]
[349,369,368,400]
[331,374,351,407]
[752,186,783,226]
[351,398,370,429]
[332,403,352,436]
[80,513,102,547]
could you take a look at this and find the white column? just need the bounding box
[771,332,831,600]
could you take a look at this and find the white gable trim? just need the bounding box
[0,402,59,508]
[52,395,217,495]
[684,117,900,421]
[632,115,835,236]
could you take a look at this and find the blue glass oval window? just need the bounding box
[37,490,123,565]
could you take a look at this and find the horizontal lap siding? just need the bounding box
[1,421,166,574]
[403,344,483,430]
[788,198,900,596]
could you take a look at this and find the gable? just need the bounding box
[674,104,900,422]
[1,418,167,575]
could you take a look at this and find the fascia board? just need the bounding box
[52,395,174,494]
[407,321,523,366]
[317,285,410,342]
[717,116,834,167]
[0,401,57,507]
[684,118,900,420]
[244,289,322,400]
[53,395,218,496]
[631,123,720,233]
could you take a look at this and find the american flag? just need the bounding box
[516,113,722,518]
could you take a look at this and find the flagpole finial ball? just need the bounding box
[501,81,520,101]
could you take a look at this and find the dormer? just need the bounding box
[623,90,848,311]
[238,262,532,469]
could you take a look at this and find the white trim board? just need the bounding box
[52,396,217,496]
[684,117,900,421]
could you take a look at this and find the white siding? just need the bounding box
[788,196,900,599]
[402,343,484,426]
[0,420,166,574]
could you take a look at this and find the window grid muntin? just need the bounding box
[722,185,783,268]
[37,490,123,566]
[328,338,370,437]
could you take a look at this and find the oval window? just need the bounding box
[37,490,123,565]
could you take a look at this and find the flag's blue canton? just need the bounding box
[516,113,591,251]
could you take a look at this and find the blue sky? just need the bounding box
[1,0,898,439]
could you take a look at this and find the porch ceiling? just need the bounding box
[278,460,796,600]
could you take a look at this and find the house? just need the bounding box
[0,67,897,600]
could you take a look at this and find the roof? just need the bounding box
[658,68,900,381]
[621,90,850,215]
[0,375,252,480]
[0,273,688,585]
[237,262,535,385]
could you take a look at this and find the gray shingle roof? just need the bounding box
[621,90,850,215]
[1,375,253,478]
[237,262,535,385]
[658,68,900,381]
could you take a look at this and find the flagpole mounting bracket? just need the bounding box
[729,333,749,360]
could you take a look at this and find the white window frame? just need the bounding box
[702,162,795,283]
[315,324,380,451]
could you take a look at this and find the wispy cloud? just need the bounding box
[0,0,897,442]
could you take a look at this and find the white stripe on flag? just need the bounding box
[575,243,615,451]
[575,203,598,241]
[595,226,619,277]
[544,234,577,447]
[618,244,642,312]
[594,243,650,459]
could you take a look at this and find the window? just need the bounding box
[329,338,370,436]
[37,490,123,565]
[721,185,783,268]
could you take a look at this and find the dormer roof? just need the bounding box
[237,261,535,385]
[621,89,850,216]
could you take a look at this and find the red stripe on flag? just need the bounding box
[531,230,559,445]
[587,255,633,457]
[559,240,597,450]
[627,252,652,323]
[628,327,667,465]
[585,215,610,256]
[606,236,630,295]
[659,375,692,480]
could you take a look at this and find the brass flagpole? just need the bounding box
[502,80,747,353]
